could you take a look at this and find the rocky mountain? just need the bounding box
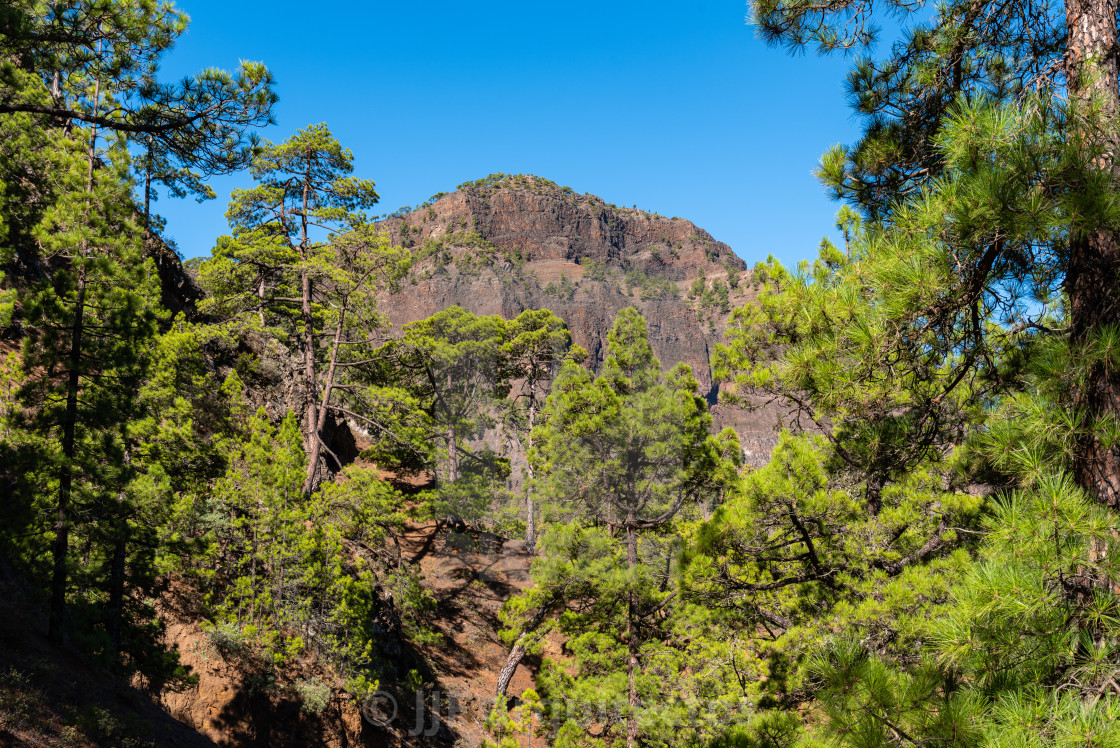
[377,173,784,464]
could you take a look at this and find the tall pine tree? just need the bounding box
[522,308,738,748]
[198,123,402,494]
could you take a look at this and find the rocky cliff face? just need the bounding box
[378,174,784,464]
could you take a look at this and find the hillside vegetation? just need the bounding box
[3,1,1120,748]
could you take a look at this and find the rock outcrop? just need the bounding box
[377,174,785,464]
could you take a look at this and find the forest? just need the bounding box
[2,0,1120,747]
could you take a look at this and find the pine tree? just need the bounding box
[751,0,1120,510]
[374,305,512,523]
[0,0,275,176]
[501,308,572,550]
[0,0,275,647]
[698,126,1120,739]
[199,123,402,493]
[523,308,738,748]
[13,123,164,644]
[187,399,405,695]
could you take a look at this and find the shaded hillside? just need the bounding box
[378,173,784,463]
[0,517,542,748]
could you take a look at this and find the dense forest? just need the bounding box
[2,0,1120,746]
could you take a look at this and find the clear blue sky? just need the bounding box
[156,1,862,266]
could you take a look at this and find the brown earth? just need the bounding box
[0,560,215,748]
[0,516,544,748]
[152,592,367,748]
[391,522,548,747]
[149,518,545,748]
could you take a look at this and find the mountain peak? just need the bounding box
[378,174,744,282]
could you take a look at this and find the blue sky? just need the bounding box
[157,1,862,267]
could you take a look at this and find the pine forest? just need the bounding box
[2,1,1120,746]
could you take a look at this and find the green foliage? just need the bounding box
[689,269,706,298]
[544,273,577,300]
[750,0,1079,221]
[457,172,570,199]
[372,306,511,522]
[624,268,679,300]
[701,278,730,314]
[295,678,331,715]
[692,91,1120,746]
[725,263,741,290]
[575,261,677,300]
[367,307,571,537]
[520,308,741,746]
[413,229,525,279]
[7,6,1120,746]
[0,0,276,178]
[199,123,408,495]
[184,402,406,692]
[0,113,179,662]
[582,260,612,283]
[199,122,385,327]
[502,309,572,544]
[483,689,542,748]
[683,432,981,701]
[807,475,1120,747]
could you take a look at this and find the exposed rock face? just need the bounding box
[378,174,784,464]
[389,183,735,278]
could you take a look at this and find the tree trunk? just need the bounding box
[143,142,151,229]
[496,639,529,700]
[303,304,346,496]
[525,398,537,551]
[443,422,464,527]
[301,267,316,442]
[496,600,553,697]
[299,169,319,486]
[625,523,639,748]
[526,494,536,550]
[50,73,100,643]
[50,261,84,643]
[257,277,266,327]
[1065,0,1120,511]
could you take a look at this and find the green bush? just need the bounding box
[295,678,331,715]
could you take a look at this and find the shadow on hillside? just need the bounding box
[191,589,458,747]
[407,525,525,684]
[0,558,217,748]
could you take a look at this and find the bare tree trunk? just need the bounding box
[303,304,346,496]
[50,69,100,644]
[257,277,266,326]
[1065,0,1120,512]
[525,492,536,550]
[625,522,639,748]
[301,271,317,465]
[496,600,553,697]
[143,141,152,229]
[525,398,537,551]
[299,172,318,485]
